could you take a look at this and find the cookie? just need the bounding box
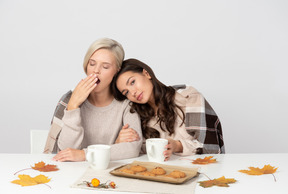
[167,170,186,178]
[139,171,156,176]
[120,168,135,174]
[130,165,147,172]
[151,167,166,175]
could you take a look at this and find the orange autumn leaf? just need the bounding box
[239,164,278,175]
[31,161,59,172]
[11,174,51,187]
[198,176,237,188]
[192,156,217,164]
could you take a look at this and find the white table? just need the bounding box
[0,153,287,194]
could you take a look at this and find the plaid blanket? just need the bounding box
[173,85,225,154]
[44,91,72,153]
[44,86,225,155]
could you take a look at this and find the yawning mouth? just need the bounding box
[96,79,101,84]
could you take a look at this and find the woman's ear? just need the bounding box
[143,69,152,79]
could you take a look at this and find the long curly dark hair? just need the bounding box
[112,59,185,139]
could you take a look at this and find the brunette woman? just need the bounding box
[112,58,224,160]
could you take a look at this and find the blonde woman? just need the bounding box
[44,38,142,162]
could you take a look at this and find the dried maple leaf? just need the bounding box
[11,174,51,187]
[239,164,278,175]
[14,161,59,175]
[239,164,278,181]
[198,176,236,188]
[192,156,217,164]
[31,161,59,172]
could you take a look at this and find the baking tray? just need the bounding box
[110,160,199,184]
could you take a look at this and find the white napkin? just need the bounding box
[71,166,198,194]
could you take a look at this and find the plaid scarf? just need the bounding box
[173,85,225,154]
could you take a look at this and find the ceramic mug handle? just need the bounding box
[147,143,155,159]
[86,150,93,163]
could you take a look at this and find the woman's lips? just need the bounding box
[137,92,143,101]
[96,79,100,84]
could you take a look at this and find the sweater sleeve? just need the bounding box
[173,119,203,156]
[57,108,84,150]
[176,139,202,156]
[109,101,143,161]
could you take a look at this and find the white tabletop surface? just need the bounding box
[0,153,287,194]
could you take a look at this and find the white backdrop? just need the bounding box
[0,0,287,154]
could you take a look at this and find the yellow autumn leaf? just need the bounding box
[11,175,38,186]
[11,174,51,187]
[192,156,217,164]
[239,164,278,175]
[33,175,51,184]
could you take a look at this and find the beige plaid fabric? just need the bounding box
[44,91,72,153]
[173,85,225,154]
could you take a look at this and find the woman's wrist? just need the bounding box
[174,140,183,153]
[67,101,79,111]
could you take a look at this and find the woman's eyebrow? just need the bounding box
[121,76,133,94]
[126,76,133,85]
[89,59,112,65]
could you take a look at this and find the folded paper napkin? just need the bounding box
[71,164,199,194]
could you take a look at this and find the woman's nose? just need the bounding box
[93,66,101,74]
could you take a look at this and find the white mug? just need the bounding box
[86,144,111,170]
[146,138,168,163]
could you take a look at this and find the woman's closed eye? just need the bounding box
[103,64,111,69]
[89,61,95,66]
[88,59,96,66]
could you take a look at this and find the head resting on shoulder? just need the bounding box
[112,58,183,138]
[112,58,165,103]
[83,38,125,73]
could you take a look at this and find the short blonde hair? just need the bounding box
[83,38,125,73]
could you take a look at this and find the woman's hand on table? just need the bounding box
[115,124,140,143]
[164,138,183,161]
[52,148,85,162]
